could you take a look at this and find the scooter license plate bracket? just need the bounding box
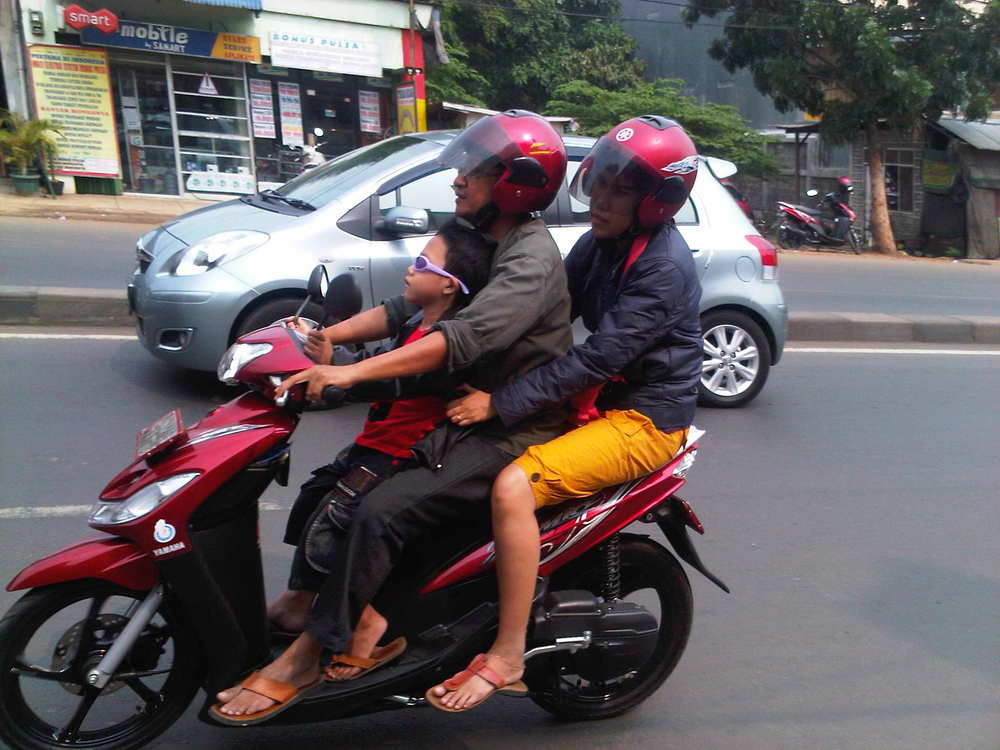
[135,409,188,462]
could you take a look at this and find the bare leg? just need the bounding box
[215,633,323,715]
[267,589,316,633]
[324,605,388,680]
[430,465,536,710]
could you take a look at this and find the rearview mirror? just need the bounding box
[378,206,429,236]
[324,272,363,322]
[306,264,330,304]
[806,189,819,197]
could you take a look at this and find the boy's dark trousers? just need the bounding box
[304,433,512,653]
[284,443,405,592]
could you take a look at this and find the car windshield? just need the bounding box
[275,136,438,208]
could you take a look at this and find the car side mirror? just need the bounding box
[377,206,429,236]
[806,189,819,197]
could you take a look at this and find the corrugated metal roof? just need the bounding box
[181,0,262,10]
[936,116,1000,152]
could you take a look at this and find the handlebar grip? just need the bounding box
[321,385,347,406]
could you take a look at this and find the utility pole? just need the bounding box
[0,0,31,115]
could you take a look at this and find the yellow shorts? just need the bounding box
[512,409,688,508]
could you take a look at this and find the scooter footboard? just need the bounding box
[6,537,158,593]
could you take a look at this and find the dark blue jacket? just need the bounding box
[491,221,702,433]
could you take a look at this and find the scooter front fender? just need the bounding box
[6,537,158,593]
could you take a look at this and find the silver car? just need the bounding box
[129,132,786,407]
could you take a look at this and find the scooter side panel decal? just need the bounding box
[6,537,158,592]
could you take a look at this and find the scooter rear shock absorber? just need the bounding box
[601,533,622,601]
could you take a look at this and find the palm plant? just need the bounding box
[0,110,63,176]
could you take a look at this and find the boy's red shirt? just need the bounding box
[354,328,447,458]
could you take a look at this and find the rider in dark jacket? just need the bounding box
[428,116,703,712]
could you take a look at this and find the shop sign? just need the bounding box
[395,83,417,135]
[80,20,260,63]
[249,78,276,139]
[63,5,118,34]
[256,64,289,76]
[278,82,303,146]
[359,90,380,134]
[27,45,120,177]
[185,171,255,194]
[269,31,380,77]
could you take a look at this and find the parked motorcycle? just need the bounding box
[0,268,727,750]
[772,179,860,254]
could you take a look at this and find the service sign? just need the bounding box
[28,45,120,177]
[80,20,260,63]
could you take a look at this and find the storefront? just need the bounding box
[24,0,433,196]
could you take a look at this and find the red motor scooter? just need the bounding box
[0,269,727,750]
[772,182,860,253]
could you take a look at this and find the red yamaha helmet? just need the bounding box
[439,110,567,214]
[570,116,698,228]
[837,176,854,192]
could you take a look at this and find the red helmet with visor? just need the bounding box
[439,110,567,215]
[570,116,698,228]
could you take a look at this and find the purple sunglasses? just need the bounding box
[413,254,469,294]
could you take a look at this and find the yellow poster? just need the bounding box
[395,83,417,135]
[28,45,120,177]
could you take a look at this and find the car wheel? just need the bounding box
[233,295,323,341]
[698,310,771,408]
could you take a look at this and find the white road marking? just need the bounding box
[786,347,1000,356]
[0,501,286,520]
[0,333,135,341]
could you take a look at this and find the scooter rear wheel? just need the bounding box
[529,536,692,720]
[0,580,202,750]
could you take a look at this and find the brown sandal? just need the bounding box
[424,653,528,712]
[209,671,321,726]
[324,636,407,681]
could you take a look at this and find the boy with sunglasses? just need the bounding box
[265,220,492,679]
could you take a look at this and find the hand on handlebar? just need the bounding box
[276,364,359,403]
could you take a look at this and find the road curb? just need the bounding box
[2,286,999,344]
[0,286,132,327]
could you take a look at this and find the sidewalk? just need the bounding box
[1,285,999,343]
[0,184,223,225]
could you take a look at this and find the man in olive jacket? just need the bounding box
[214,110,571,722]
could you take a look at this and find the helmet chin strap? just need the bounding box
[469,201,500,230]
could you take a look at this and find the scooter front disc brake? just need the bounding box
[52,614,129,695]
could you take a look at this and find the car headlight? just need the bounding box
[88,473,199,526]
[217,342,273,384]
[170,230,269,276]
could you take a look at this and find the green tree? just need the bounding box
[426,0,644,112]
[683,0,1000,254]
[545,79,779,176]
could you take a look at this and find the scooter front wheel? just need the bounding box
[0,580,202,750]
[529,536,692,720]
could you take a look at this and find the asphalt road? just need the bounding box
[0,332,997,750]
[2,216,999,317]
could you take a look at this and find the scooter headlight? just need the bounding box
[88,473,199,526]
[217,342,273,384]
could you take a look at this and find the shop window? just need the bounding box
[379,168,458,232]
[884,148,915,212]
[171,58,252,193]
[818,138,849,169]
[111,61,178,195]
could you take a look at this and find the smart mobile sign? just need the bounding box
[80,18,260,62]
[27,45,120,177]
